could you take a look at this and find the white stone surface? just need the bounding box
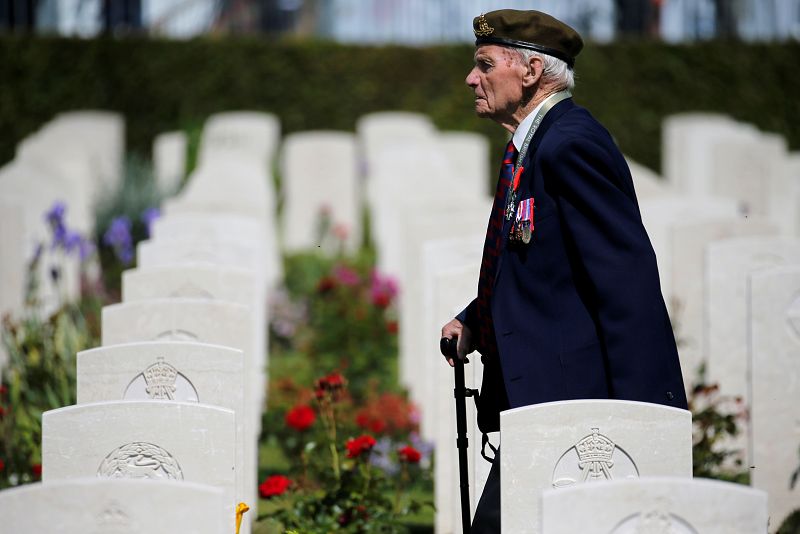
[397,201,491,397]
[76,341,247,509]
[668,217,776,387]
[706,237,800,402]
[0,478,226,534]
[42,401,237,521]
[661,113,756,195]
[501,400,693,534]
[439,131,491,200]
[639,195,739,311]
[153,130,187,195]
[122,264,258,305]
[541,477,768,534]
[748,266,800,529]
[625,156,672,200]
[431,265,493,534]
[356,111,436,176]
[415,233,485,440]
[280,130,361,253]
[0,200,27,326]
[199,111,280,169]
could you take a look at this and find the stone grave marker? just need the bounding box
[501,399,693,534]
[76,341,247,511]
[153,131,187,195]
[625,156,672,200]
[541,477,768,533]
[639,195,739,311]
[199,111,280,169]
[416,233,485,440]
[431,265,491,534]
[439,131,491,199]
[749,265,800,529]
[42,401,237,521]
[668,217,776,387]
[356,111,436,176]
[280,130,360,253]
[0,478,226,534]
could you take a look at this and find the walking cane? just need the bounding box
[440,336,476,534]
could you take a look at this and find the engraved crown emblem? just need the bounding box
[474,14,494,37]
[143,356,178,400]
[576,428,615,464]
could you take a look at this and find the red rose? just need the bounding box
[32,463,42,477]
[0,405,5,417]
[0,458,4,471]
[368,418,387,434]
[0,385,7,396]
[398,445,422,464]
[285,405,315,431]
[386,320,398,334]
[355,411,371,429]
[345,434,376,459]
[259,475,291,499]
[317,276,337,293]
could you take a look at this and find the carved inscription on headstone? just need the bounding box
[154,329,199,341]
[552,428,639,488]
[93,500,136,534]
[610,507,697,534]
[97,442,184,480]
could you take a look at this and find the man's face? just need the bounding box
[466,45,527,123]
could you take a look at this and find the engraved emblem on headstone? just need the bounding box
[551,428,639,488]
[169,282,215,299]
[123,356,200,402]
[93,500,136,534]
[144,356,178,400]
[98,442,184,480]
[610,506,697,534]
[154,329,199,341]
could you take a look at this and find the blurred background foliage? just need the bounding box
[0,37,798,177]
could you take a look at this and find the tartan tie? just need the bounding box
[475,139,516,358]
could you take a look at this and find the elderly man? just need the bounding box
[440,9,687,531]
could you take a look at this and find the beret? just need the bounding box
[473,9,583,68]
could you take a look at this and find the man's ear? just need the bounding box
[522,56,543,88]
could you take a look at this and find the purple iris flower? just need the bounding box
[103,215,134,266]
[140,206,161,238]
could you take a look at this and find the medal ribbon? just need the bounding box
[504,89,572,220]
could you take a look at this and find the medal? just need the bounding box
[512,198,534,244]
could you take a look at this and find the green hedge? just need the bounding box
[0,36,798,174]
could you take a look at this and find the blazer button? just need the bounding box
[666,391,674,401]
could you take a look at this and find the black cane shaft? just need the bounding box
[454,356,471,533]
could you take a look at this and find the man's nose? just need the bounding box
[465,67,479,87]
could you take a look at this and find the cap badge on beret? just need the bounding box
[474,14,494,37]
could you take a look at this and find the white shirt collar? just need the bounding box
[511,93,560,152]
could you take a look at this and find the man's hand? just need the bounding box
[440,319,473,367]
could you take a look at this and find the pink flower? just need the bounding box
[370,271,398,308]
[333,265,360,286]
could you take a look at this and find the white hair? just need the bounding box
[514,47,575,92]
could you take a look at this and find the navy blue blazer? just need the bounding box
[458,98,687,412]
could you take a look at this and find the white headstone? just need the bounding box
[42,401,237,520]
[199,111,280,169]
[706,237,800,402]
[639,195,740,310]
[661,113,756,195]
[76,341,247,510]
[749,266,800,528]
[356,111,436,176]
[280,130,360,253]
[439,131,491,199]
[0,200,27,324]
[501,400,693,534]
[625,156,672,200]
[431,265,491,534]
[122,265,258,305]
[541,477,768,534]
[153,131,187,195]
[668,217,777,387]
[397,202,491,396]
[415,233,485,439]
[0,479,226,534]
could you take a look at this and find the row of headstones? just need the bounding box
[0,111,124,320]
[0,111,282,533]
